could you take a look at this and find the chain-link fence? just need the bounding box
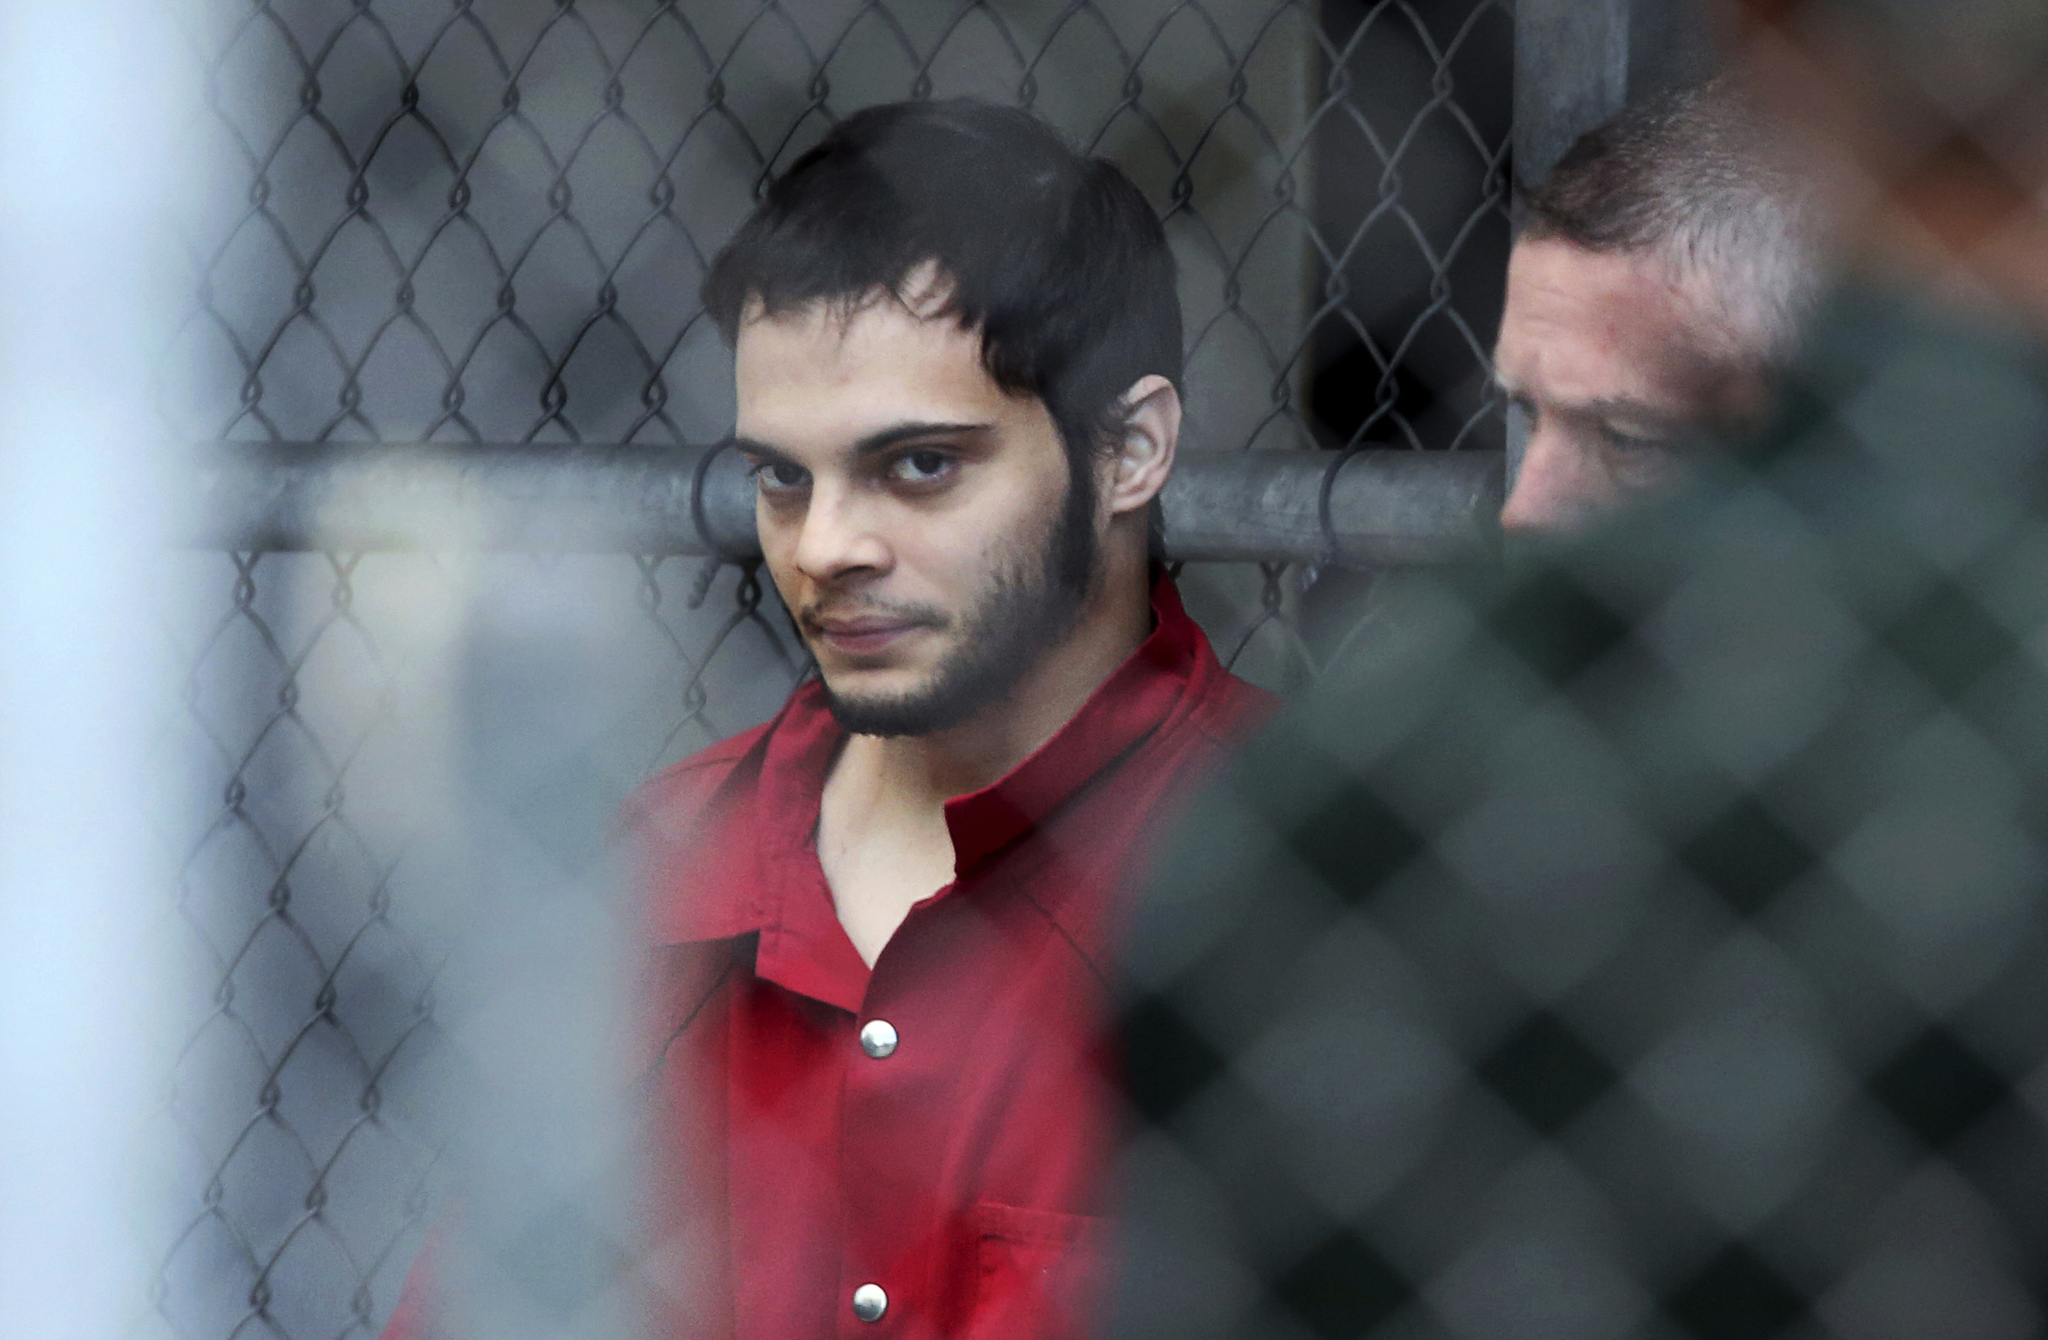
[158,2,1514,1337]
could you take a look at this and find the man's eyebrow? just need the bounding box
[1568,396,1684,427]
[1491,386,1681,428]
[847,421,992,456]
[734,421,993,462]
[733,436,795,464]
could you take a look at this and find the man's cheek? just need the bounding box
[762,547,808,620]
[1607,445,1690,494]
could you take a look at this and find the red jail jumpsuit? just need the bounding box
[383,572,1270,1340]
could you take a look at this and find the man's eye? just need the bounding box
[751,460,810,491]
[889,450,954,484]
[1597,428,1689,488]
[1600,427,1667,455]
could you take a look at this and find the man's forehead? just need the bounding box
[738,297,982,381]
[1496,238,1707,405]
[1504,240,1690,341]
[733,295,1016,448]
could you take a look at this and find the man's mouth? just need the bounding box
[803,611,937,658]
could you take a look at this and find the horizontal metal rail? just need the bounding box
[182,441,1502,565]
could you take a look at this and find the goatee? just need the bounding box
[818,473,1097,737]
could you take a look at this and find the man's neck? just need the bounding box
[816,547,1155,966]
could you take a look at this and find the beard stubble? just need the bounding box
[814,466,1098,738]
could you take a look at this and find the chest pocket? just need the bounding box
[967,1202,1108,1340]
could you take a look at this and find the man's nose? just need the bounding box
[1499,427,1608,536]
[789,484,892,583]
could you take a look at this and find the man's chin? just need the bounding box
[821,684,962,738]
[816,661,926,702]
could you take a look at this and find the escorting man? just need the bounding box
[376,100,1270,1340]
[1496,79,1824,533]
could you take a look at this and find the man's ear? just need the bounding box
[1103,374,1181,518]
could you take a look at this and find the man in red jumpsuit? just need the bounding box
[383,98,1269,1340]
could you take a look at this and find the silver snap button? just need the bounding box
[859,1019,899,1059]
[852,1282,888,1322]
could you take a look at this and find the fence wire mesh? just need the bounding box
[160,2,1513,1337]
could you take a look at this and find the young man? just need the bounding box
[621,100,1266,1340]
[1496,79,1824,534]
[384,100,1265,1340]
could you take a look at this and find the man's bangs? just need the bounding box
[704,99,1181,474]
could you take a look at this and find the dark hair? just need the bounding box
[1523,79,1822,362]
[703,99,1182,486]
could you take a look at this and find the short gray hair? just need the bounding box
[1523,79,1824,366]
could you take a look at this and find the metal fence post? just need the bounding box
[0,4,184,1339]
[1513,0,1632,193]
[1506,0,1633,489]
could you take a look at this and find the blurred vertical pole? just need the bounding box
[1627,0,1718,102]
[0,3,184,1338]
[435,576,648,1340]
[1513,0,1631,191]
[1507,0,1633,489]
